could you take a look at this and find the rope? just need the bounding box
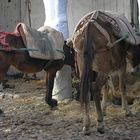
[27,0,32,27]
[23,0,31,27]
[110,33,129,47]
[0,46,38,52]
[136,32,140,36]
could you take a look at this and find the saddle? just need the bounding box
[17,23,65,60]
[73,10,140,47]
[0,23,65,60]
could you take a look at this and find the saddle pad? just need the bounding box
[96,11,140,45]
[74,10,140,46]
[17,23,65,60]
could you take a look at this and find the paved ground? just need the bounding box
[0,74,140,140]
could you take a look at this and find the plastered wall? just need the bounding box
[0,0,131,36]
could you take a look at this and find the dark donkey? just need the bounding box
[127,44,140,74]
[69,11,135,134]
[0,27,75,108]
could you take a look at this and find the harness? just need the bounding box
[91,20,129,49]
[72,10,136,54]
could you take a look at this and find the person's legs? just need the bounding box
[52,65,72,101]
[43,0,72,102]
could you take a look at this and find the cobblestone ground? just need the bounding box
[0,75,140,140]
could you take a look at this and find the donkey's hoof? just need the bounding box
[97,122,104,134]
[46,99,58,108]
[97,127,104,134]
[51,99,58,107]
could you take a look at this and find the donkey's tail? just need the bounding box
[80,21,94,108]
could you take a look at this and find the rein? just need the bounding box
[0,45,38,52]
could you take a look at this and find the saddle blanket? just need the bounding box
[74,10,140,46]
[17,23,65,60]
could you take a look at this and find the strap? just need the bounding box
[91,20,129,48]
[91,20,113,48]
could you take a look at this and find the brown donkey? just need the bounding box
[69,13,133,134]
[0,32,75,108]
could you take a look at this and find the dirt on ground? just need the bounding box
[0,73,140,140]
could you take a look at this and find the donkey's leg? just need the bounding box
[0,83,3,92]
[93,84,104,133]
[45,69,57,108]
[101,75,115,116]
[77,54,91,134]
[82,91,91,134]
[118,69,132,116]
[101,83,110,116]
[0,65,10,92]
[93,74,109,133]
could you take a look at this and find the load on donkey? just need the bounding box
[0,23,75,108]
[68,10,140,134]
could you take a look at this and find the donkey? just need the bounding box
[69,16,133,134]
[0,31,75,108]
